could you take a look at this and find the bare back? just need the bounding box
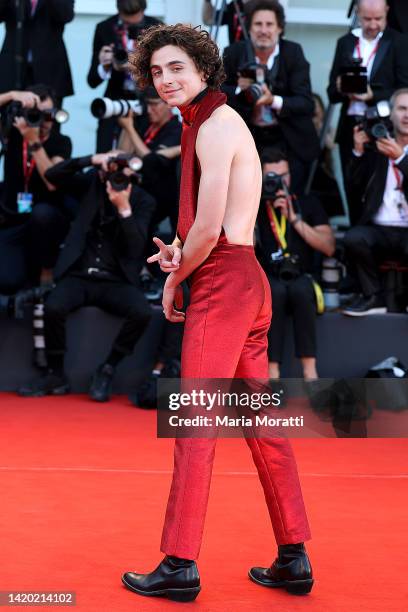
[196,104,262,246]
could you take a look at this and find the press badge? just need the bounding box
[17,192,33,214]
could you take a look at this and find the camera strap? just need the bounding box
[22,140,36,192]
[266,202,288,251]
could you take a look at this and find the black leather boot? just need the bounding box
[89,363,115,402]
[122,555,201,602]
[249,543,313,595]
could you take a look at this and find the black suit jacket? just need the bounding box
[327,27,408,144]
[347,150,408,224]
[222,38,319,162]
[87,14,161,98]
[44,156,156,284]
[388,0,408,33]
[0,0,74,97]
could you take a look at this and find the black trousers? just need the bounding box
[266,273,317,362]
[343,225,408,296]
[44,275,152,357]
[0,202,70,293]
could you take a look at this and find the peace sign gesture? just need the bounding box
[147,237,182,273]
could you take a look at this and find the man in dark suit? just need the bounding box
[18,150,156,401]
[387,0,408,33]
[87,0,162,153]
[222,0,319,193]
[342,88,408,316]
[327,0,408,224]
[0,0,74,103]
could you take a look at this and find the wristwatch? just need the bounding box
[28,141,43,153]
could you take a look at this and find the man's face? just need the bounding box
[391,93,408,137]
[357,0,388,40]
[150,45,206,107]
[250,10,282,52]
[146,97,172,125]
[119,10,144,26]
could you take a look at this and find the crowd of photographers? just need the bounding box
[1,0,408,402]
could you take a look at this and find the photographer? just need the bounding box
[0,84,72,293]
[202,0,250,44]
[0,0,74,103]
[87,0,162,152]
[222,0,319,193]
[117,86,181,233]
[257,148,335,380]
[342,88,408,316]
[327,0,408,224]
[18,150,156,401]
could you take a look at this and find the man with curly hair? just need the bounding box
[121,23,313,602]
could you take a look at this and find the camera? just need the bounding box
[90,97,143,119]
[262,171,289,202]
[359,100,392,142]
[237,62,268,105]
[113,21,144,66]
[339,58,368,94]
[6,101,69,127]
[270,252,301,281]
[0,285,51,320]
[100,153,143,191]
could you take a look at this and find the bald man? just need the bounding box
[328,0,408,224]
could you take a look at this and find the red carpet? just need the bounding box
[0,393,407,611]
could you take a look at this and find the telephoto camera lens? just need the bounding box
[90,97,143,119]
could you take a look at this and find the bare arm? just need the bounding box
[117,114,151,158]
[166,115,235,288]
[293,221,335,257]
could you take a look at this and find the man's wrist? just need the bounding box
[291,214,301,226]
[118,206,132,218]
[28,140,43,152]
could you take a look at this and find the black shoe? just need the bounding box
[89,363,115,402]
[18,370,70,397]
[122,556,201,602]
[342,294,386,316]
[249,544,314,595]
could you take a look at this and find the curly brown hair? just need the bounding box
[129,23,225,90]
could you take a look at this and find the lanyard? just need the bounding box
[144,124,162,145]
[355,39,379,69]
[22,140,36,192]
[266,201,287,251]
[233,14,243,41]
[392,162,403,191]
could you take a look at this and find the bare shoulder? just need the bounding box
[197,104,250,146]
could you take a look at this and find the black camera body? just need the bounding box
[262,171,289,202]
[237,61,268,106]
[359,100,392,143]
[113,21,144,67]
[270,252,301,281]
[339,58,368,94]
[101,154,143,191]
[6,101,69,128]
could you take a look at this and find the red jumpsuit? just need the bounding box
[160,90,311,560]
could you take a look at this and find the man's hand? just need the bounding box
[117,111,135,132]
[351,85,374,103]
[106,181,132,215]
[353,125,370,154]
[91,150,124,171]
[272,193,297,222]
[13,116,40,144]
[11,91,41,108]
[162,277,185,323]
[237,76,254,91]
[147,237,182,273]
[98,44,113,68]
[255,83,274,106]
[376,137,405,160]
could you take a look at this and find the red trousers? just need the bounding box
[160,238,311,559]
